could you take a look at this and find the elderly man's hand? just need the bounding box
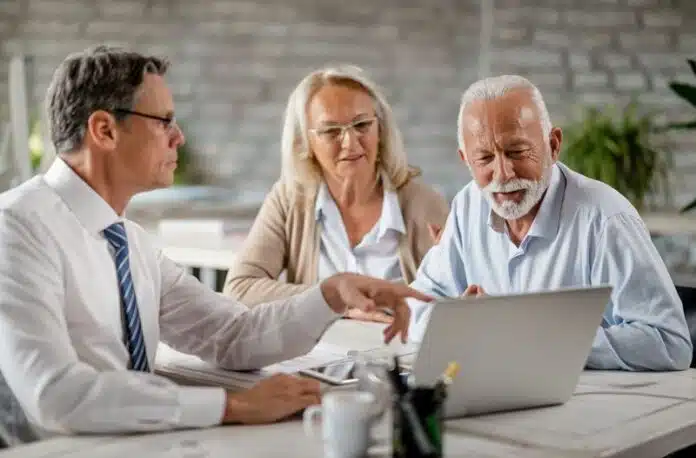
[320,273,433,343]
[461,284,486,298]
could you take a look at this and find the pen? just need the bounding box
[434,361,460,402]
[399,396,438,457]
[443,362,460,382]
[389,355,407,397]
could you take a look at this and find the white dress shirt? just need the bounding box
[408,162,692,371]
[0,158,341,436]
[315,181,405,282]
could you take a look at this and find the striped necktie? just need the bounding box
[103,222,150,372]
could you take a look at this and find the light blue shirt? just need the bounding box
[409,162,692,371]
[315,181,405,282]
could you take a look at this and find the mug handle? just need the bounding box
[302,405,323,437]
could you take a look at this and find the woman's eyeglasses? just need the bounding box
[309,116,378,143]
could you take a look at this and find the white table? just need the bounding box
[449,385,696,458]
[322,322,696,457]
[0,422,567,458]
[155,232,245,289]
[5,320,696,458]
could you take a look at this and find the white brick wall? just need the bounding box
[488,0,696,208]
[0,0,695,207]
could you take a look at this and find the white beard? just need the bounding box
[480,160,553,220]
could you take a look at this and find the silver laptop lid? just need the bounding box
[411,285,612,418]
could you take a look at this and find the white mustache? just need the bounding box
[483,178,537,193]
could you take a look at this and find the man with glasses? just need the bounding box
[0,45,429,442]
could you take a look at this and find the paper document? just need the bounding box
[263,342,350,373]
[154,342,353,390]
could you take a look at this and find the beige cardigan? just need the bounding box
[223,176,449,305]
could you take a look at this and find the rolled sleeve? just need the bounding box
[589,213,692,371]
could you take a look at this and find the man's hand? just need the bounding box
[320,273,433,343]
[222,374,321,425]
[461,284,486,298]
[428,223,443,244]
[344,307,394,324]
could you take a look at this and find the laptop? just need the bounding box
[409,285,612,418]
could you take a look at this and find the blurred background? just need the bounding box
[0,0,695,284]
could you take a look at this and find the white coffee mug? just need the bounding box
[303,390,376,458]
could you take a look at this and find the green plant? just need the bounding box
[666,58,696,213]
[173,124,193,185]
[562,101,669,212]
[28,116,43,171]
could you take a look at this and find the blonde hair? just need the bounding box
[280,65,416,197]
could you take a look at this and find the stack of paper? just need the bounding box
[353,345,418,369]
[154,342,353,390]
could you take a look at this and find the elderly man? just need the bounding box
[409,75,691,371]
[0,45,429,442]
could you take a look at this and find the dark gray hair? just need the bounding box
[45,45,169,154]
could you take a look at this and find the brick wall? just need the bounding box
[1,0,694,207]
[489,0,696,209]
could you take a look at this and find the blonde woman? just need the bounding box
[223,65,448,322]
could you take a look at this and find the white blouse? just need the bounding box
[314,181,406,282]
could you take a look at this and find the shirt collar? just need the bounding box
[43,157,120,235]
[314,175,406,237]
[487,163,565,240]
[314,181,330,221]
[377,187,406,237]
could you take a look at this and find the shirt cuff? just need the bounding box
[293,285,343,341]
[177,386,226,428]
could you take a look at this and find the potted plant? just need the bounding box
[562,101,670,212]
[172,125,194,185]
[28,115,43,171]
[666,58,696,213]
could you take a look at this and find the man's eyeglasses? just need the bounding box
[309,116,378,143]
[114,108,176,130]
